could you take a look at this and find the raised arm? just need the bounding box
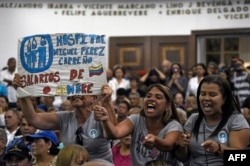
[139,72,149,83]
[99,84,117,125]
[13,73,59,130]
[94,105,133,139]
[155,68,166,80]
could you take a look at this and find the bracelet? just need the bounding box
[215,142,221,156]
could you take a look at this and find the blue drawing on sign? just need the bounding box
[20,35,53,73]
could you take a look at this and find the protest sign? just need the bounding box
[17,33,107,97]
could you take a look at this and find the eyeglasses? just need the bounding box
[75,126,84,146]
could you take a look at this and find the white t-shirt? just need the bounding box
[0,69,17,103]
[108,78,130,102]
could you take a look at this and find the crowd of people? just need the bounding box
[0,57,248,165]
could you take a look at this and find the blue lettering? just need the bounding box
[68,57,73,64]
[81,47,86,55]
[56,34,105,46]
[89,34,96,44]
[99,46,105,56]
[56,36,63,46]
[59,57,63,65]
[53,48,77,56]
[67,84,75,94]
[96,35,106,44]
[75,33,81,44]
[81,56,92,64]
[58,56,82,65]
[81,46,105,56]
[66,83,93,95]
[67,34,75,46]
[63,35,69,45]
[82,56,88,64]
[79,34,88,44]
[53,49,59,55]
[75,83,81,94]
[73,57,81,65]
[88,57,92,63]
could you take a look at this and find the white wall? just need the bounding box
[0,0,250,68]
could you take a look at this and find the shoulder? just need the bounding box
[128,114,142,124]
[229,112,244,120]
[188,113,199,121]
[56,111,74,120]
[165,120,183,132]
[227,112,249,129]
[128,114,141,119]
[184,113,199,131]
[108,78,116,83]
[0,70,7,75]
[122,78,130,84]
[188,77,197,83]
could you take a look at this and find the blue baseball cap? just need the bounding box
[26,130,58,145]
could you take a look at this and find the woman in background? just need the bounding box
[108,65,130,103]
[112,135,131,166]
[56,144,89,166]
[140,68,166,92]
[166,63,188,98]
[26,130,59,166]
[186,63,208,99]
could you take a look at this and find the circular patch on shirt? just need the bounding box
[88,129,98,138]
[217,130,228,144]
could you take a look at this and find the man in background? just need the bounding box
[4,144,32,166]
[230,58,250,107]
[0,57,17,109]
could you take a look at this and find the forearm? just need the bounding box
[216,143,249,157]
[20,97,36,120]
[102,120,119,139]
[154,136,177,152]
[140,73,148,82]
[102,100,117,125]
[175,82,184,92]
[167,79,173,87]
[158,72,166,80]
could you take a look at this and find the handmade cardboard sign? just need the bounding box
[17,33,107,97]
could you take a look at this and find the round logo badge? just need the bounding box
[88,129,98,138]
[217,130,228,144]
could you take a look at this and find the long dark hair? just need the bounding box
[43,138,60,155]
[140,84,180,125]
[169,63,184,78]
[192,75,241,140]
[196,63,208,77]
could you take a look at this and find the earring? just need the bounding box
[47,149,50,153]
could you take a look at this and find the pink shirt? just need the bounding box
[112,144,131,166]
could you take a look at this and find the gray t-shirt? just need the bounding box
[128,114,183,166]
[184,113,249,166]
[57,111,112,162]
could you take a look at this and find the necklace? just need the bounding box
[203,123,209,166]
